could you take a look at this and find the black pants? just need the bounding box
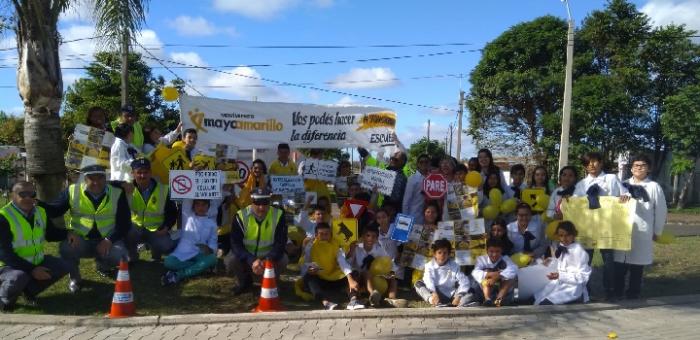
[303,274,347,302]
[0,256,69,304]
[586,248,615,296]
[614,262,644,299]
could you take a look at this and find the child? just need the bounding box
[546,166,578,221]
[489,219,514,256]
[467,157,480,173]
[161,199,218,286]
[375,208,399,262]
[534,221,591,305]
[528,165,552,195]
[346,225,399,308]
[508,164,526,200]
[422,201,441,232]
[414,239,477,307]
[471,238,518,307]
[613,154,667,300]
[507,203,546,259]
[300,222,357,310]
[573,151,629,300]
[297,204,329,244]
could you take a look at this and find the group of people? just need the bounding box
[0,104,668,313]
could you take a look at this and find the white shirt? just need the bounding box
[534,242,591,305]
[142,129,180,155]
[170,214,218,262]
[110,137,135,181]
[546,185,571,219]
[573,172,628,197]
[423,258,471,297]
[507,220,546,258]
[402,171,426,223]
[471,255,518,282]
[349,242,397,272]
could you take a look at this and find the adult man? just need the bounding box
[227,188,288,295]
[110,104,144,152]
[126,159,177,261]
[268,143,297,176]
[402,154,430,224]
[0,182,70,311]
[384,150,408,212]
[41,165,130,293]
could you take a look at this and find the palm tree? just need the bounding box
[6,0,148,200]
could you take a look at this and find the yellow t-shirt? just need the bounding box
[269,159,298,176]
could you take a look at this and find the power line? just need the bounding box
[140,42,478,49]
[131,39,205,97]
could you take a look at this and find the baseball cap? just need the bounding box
[131,158,151,170]
[81,164,106,176]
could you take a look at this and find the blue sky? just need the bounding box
[1,0,698,158]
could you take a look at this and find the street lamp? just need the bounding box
[558,0,574,174]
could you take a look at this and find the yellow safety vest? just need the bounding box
[311,239,346,281]
[68,184,121,238]
[238,206,282,257]
[131,181,168,232]
[0,204,46,266]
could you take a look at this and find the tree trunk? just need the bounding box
[671,174,679,206]
[15,0,66,201]
[676,164,696,210]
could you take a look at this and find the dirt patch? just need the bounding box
[668,213,700,224]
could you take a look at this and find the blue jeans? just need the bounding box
[164,252,216,280]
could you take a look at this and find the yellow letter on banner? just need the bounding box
[560,196,636,250]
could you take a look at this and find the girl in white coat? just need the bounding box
[613,154,667,299]
[535,221,591,305]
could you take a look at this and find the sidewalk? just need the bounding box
[1,294,699,340]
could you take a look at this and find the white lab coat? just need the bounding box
[573,172,628,197]
[109,137,135,181]
[534,242,591,305]
[471,255,518,282]
[349,242,398,273]
[423,259,472,297]
[614,178,667,265]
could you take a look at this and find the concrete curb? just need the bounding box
[2,294,699,328]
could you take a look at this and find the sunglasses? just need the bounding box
[18,191,37,199]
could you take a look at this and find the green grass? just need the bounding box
[11,237,700,315]
[669,204,700,215]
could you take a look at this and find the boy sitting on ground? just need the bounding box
[471,238,518,307]
[414,239,477,307]
[346,224,399,308]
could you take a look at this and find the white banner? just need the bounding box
[179,94,397,150]
[169,170,222,199]
[270,175,305,195]
[301,159,338,183]
[359,166,396,196]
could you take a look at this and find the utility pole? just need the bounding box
[559,0,574,174]
[456,90,464,161]
[427,119,431,140]
[444,136,448,153]
[448,123,454,157]
[121,31,129,106]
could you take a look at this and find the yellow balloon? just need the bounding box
[465,171,482,188]
[488,189,503,206]
[533,194,550,212]
[500,198,517,214]
[511,252,532,268]
[287,226,306,245]
[371,276,388,296]
[482,205,499,220]
[294,278,314,301]
[412,269,423,286]
[369,256,393,276]
[656,230,675,244]
[162,86,180,101]
[546,220,560,240]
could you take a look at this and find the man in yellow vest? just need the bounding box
[268,143,297,176]
[227,188,288,295]
[125,159,177,261]
[299,222,357,310]
[40,165,131,293]
[0,182,71,312]
[111,104,144,153]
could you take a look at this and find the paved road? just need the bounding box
[1,299,698,340]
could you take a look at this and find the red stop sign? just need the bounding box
[423,173,448,199]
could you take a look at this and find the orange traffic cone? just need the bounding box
[109,260,135,318]
[253,259,284,312]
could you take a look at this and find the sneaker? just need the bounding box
[483,299,494,307]
[346,297,365,310]
[96,269,117,280]
[160,271,179,286]
[462,301,480,307]
[384,298,408,308]
[369,290,382,307]
[323,301,338,310]
[68,279,81,293]
[0,300,15,313]
[24,296,38,307]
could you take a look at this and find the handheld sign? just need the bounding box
[359,166,396,196]
[270,175,305,195]
[423,173,448,199]
[332,218,358,252]
[169,170,222,199]
[390,213,415,242]
[302,159,338,183]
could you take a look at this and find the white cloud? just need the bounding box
[212,0,333,19]
[334,95,357,105]
[58,25,97,68]
[168,16,237,37]
[328,67,399,89]
[209,66,286,101]
[59,0,95,23]
[641,0,700,34]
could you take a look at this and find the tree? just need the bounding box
[407,137,446,171]
[661,85,700,208]
[0,111,24,146]
[466,16,567,160]
[61,51,179,142]
[4,0,149,201]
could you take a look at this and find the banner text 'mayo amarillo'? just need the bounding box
[179,94,397,150]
